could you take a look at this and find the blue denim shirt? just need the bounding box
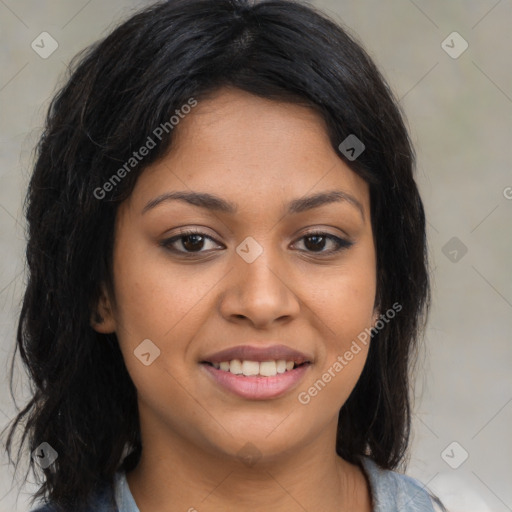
[31,456,439,511]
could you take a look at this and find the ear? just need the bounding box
[90,283,116,333]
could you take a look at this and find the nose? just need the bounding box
[219,244,301,329]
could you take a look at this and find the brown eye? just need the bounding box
[303,234,327,252]
[160,230,353,257]
[161,230,222,254]
[181,234,206,252]
[294,232,353,255]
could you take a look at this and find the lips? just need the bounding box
[200,344,313,365]
[201,362,311,400]
[199,344,313,400]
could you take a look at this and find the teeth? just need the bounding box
[259,361,276,377]
[229,359,243,374]
[242,360,260,376]
[211,359,301,376]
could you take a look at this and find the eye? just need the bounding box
[160,229,222,254]
[292,231,353,255]
[160,229,353,256]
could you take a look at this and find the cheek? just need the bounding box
[110,237,225,391]
[312,252,377,342]
[297,278,374,414]
[109,248,206,407]
[297,252,376,409]
[111,234,203,338]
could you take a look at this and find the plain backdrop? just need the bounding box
[1,1,511,511]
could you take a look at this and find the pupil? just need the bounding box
[183,234,204,251]
[305,235,325,252]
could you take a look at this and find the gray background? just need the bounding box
[1,1,511,511]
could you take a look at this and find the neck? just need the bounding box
[125,421,371,511]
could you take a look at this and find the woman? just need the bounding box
[3,0,446,510]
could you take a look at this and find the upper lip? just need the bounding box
[201,344,312,364]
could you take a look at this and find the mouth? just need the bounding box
[200,358,312,400]
[201,359,310,377]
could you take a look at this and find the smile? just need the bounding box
[201,361,311,400]
[205,359,306,377]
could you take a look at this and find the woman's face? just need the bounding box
[97,87,378,462]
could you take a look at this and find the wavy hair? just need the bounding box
[2,0,440,509]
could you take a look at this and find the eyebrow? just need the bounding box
[142,189,365,221]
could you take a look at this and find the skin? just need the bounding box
[93,86,379,511]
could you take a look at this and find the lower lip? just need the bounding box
[201,363,311,400]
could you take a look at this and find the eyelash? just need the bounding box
[160,229,354,257]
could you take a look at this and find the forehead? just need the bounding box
[172,87,332,173]
[123,87,370,217]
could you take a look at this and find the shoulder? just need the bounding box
[360,456,439,511]
[29,477,118,512]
